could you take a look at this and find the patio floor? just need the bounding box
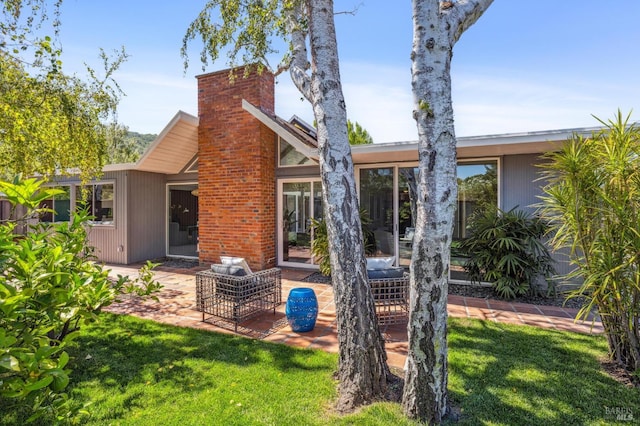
[104,263,603,369]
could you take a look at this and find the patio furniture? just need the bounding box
[368,269,409,325]
[195,267,282,331]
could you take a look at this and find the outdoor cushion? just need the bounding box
[366,256,395,270]
[220,256,253,275]
[367,267,405,280]
[210,264,247,277]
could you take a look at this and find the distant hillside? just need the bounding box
[106,130,157,164]
[127,131,157,154]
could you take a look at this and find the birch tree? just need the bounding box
[183,0,390,411]
[403,0,493,422]
[1,1,126,183]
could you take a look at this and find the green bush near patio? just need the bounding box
[1,313,637,425]
[458,206,555,299]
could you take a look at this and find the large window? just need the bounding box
[281,160,499,280]
[451,160,498,280]
[455,161,498,239]
[76,183,114,225]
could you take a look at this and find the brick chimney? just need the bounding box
[197,66,277,270]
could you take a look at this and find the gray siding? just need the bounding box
[501,154,574,278]
[86,170,128,264]
[501,154,544,214]
[126,171,167,263]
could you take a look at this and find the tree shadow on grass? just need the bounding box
[445,317,639,425]
[1,313,338,425]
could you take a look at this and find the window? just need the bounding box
[279,139,314,167]
[76,183,115,225]
[39,186,71,222]
[455,161,498,239]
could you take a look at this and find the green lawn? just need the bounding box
[2,314,637,425]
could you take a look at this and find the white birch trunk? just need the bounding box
[289,0,390,411]
[403,0,493,423]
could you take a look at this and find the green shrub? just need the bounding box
[458,206,555,299]
[0,176,161,422]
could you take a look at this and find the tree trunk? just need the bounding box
[403,1,493,423]
[306,0,390,412]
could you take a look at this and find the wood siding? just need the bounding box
[126,171,167,263]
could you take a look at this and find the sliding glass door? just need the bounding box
[358,160,498,277]
[279,180,322,267]
[167,183,199,258]
[450,161,499,280]
[398,167,419,266]
[279,160,498,278]
[359,168,395,258]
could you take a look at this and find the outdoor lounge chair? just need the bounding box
[195,265,282,331]
[367,261,409,325]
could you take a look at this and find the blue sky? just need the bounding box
[56,1,640,142]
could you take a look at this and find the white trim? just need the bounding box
[184,157,199,173]
[355,158,500,275]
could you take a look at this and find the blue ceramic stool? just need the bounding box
[286,288,318,332]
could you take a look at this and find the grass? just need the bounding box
[1,314,638,425]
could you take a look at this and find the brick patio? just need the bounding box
[104,264,603,369]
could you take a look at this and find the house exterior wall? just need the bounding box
[79,170,128,264]
[197,67,277,270]
[126,170,167,263]
[501,153,543,214]
[500,153,573,278]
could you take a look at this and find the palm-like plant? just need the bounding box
[538,111,640,376]
[310,209,374,276]
[458,206,555,299]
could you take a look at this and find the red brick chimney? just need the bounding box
[197,66,277,270]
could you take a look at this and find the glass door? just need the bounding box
[280,180,322,267]
[398,167,418,266]
[359,168,395,259]
[451,161,498,280]
[168,183,199,258]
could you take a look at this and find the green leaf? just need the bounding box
[46,368,70,391]
[24,375,53,391]
[0,353,21,371]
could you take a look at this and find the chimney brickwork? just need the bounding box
[197,66,277,270]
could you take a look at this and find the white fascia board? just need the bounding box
[242,99,318,162]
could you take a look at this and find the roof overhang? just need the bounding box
[135,111,199,173]
[107,111,199,174]
[351,127,599,164]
